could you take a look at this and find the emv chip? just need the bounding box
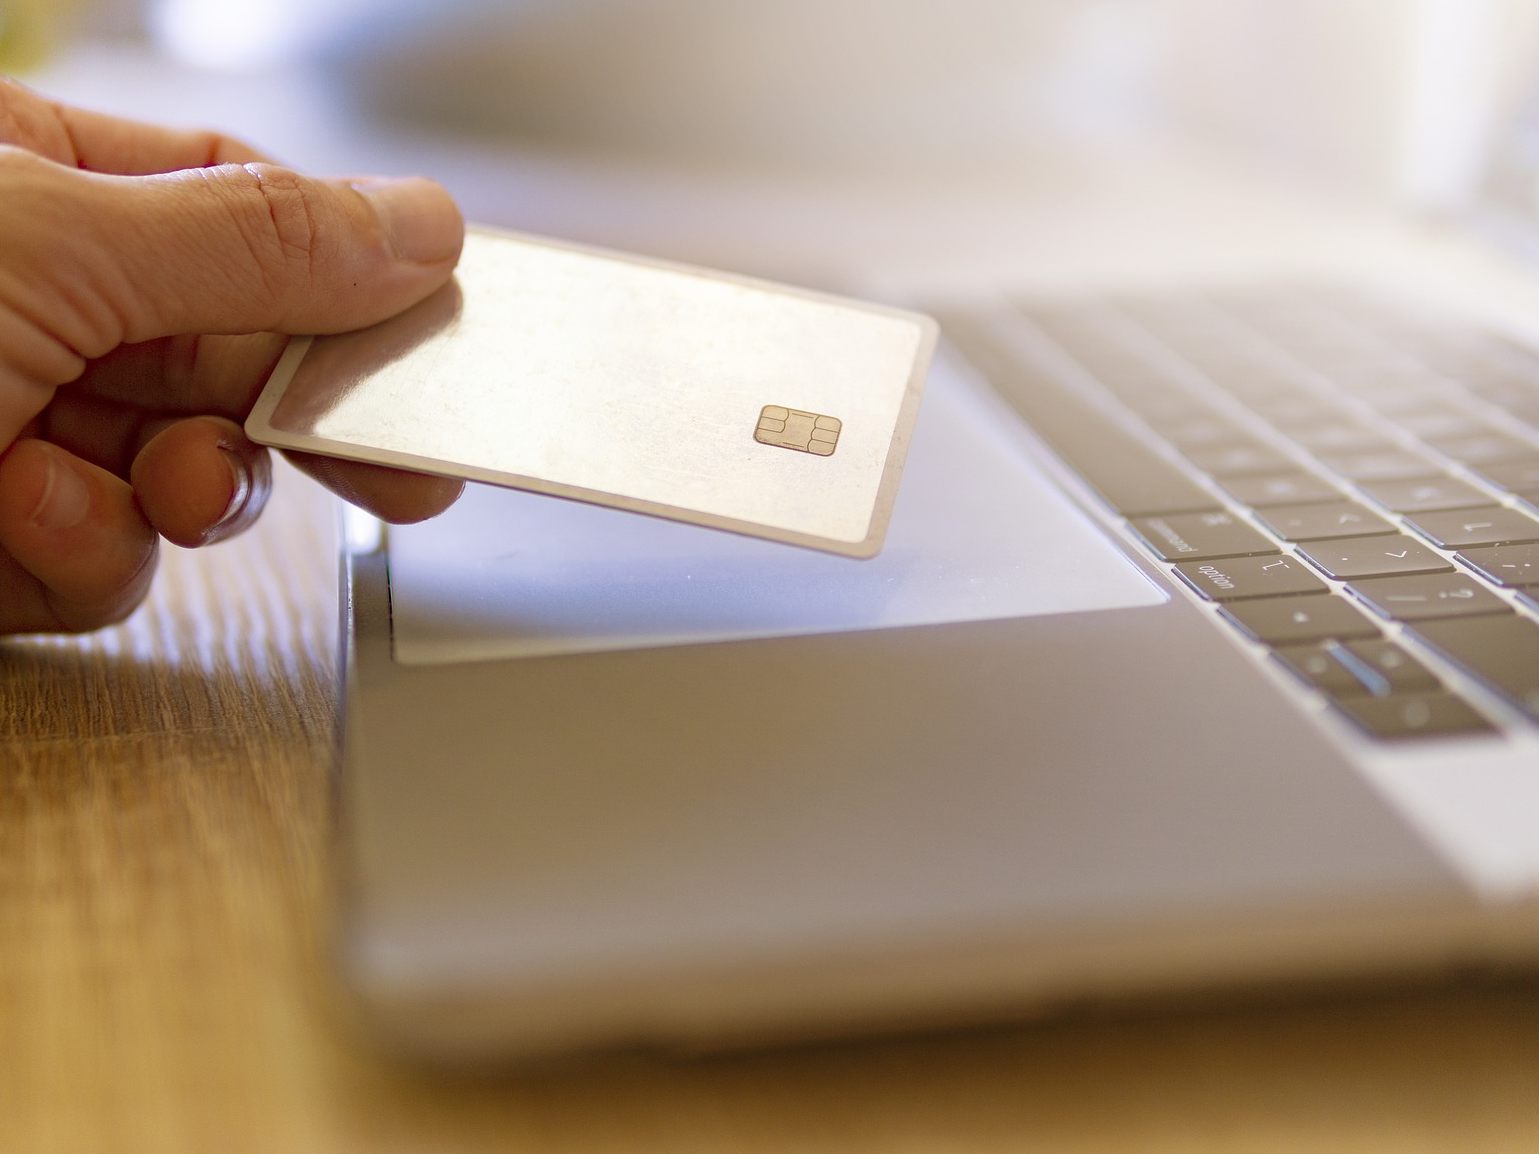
[756,406,842,456]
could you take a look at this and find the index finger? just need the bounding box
[0,76,269,173]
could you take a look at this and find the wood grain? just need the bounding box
[3,463,1538,1154]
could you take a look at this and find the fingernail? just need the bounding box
[352,176,464,264]
[30,447,91,531]
[210,448,253,536]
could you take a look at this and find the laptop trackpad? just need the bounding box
[388,362,1167,664]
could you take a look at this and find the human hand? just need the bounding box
[0,78,466,635]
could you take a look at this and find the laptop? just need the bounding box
[328,137,1539,1063]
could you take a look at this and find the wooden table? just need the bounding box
[3,466,1538,1154]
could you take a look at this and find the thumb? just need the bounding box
[0,152,462,448]
[94,162,465,342]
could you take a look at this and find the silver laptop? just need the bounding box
[330,134,1539,1062]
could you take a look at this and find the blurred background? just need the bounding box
[5,0,1539,283]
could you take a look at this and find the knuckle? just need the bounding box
[214,162,324,309]
[237,162,321,262]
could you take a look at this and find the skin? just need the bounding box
[0,78,467,634]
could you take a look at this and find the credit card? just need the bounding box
[245,227,936,558]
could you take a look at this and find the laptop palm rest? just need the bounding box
[385,360,1166,665]
[346,357,1463,1059]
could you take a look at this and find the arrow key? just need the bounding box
[1456,542,1539,588]
[1403,506,1539,549]
[1254,499,1395,542]
[1357,476,1489,513]
[1297,534,1455,579]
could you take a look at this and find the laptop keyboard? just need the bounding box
[935,287,1539,742]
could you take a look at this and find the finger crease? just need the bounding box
[211,167,284,317]
[244,164,321,294]
[48,102,86,169]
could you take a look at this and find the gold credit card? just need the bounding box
[245,227,936,558]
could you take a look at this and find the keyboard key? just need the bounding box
[1340,639,1441,692]
[1351,384,1450,415]
[1407,346,1503,381]
[1225,590,1385,646]
[1166,345,1241,372]
[1502,398,1539,427]
[1274,639,1437,698]
[1331,361,1442,392]
[1455,542,1539,587]
[1403,506,1539,548]
[1410,615,1539,719]
[1119,391,1208,424]
[1257,397,1341,426]
[1153,414,1250,449]
[1427,432,1536,466]
[939,314,1218,517]
[1347,572,1511,621]
[1221,596,1380,645]
[1174,555,1328,601]
[1226,379,1309,405]
[1332,692,1495,740]
[1184,442,1295,477]
[1356,476,1489,513]
[1463,377,1538,409]
[1255,500,1395,541]
[1129,511,1277,561]
[1297,535,1454,579]
[1394,409,1488,441]
[1221,472,1341,507]
[1472,458,1539,496]
[1273,644,1372,697]
[1288,425,1391,454]
[1028,432,1217,519]
[1096,374,1188,404]
[1318,450,1441,482]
